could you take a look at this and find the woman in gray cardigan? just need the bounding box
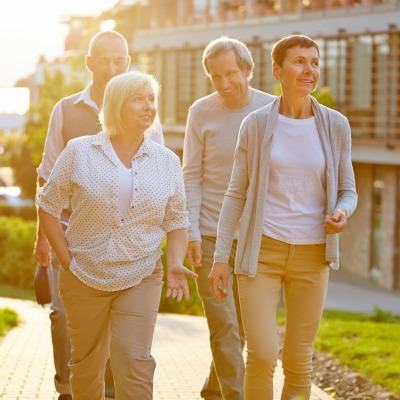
[209,35,357,400]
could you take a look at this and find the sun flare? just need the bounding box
[0,88,30,115]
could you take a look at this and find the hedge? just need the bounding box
[0,217,37,289]
[0,205,37,221]
[0,217,204,315]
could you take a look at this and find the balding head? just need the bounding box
[89,31,128,58]
[86,31,130,95]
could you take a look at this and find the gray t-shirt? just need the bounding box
[182,89,275,242]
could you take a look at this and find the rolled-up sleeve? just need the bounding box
[36,141,76,219]
[161,156,190,233]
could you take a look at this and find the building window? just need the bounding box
[262,42,276,95]
[396,167,400,289]
[177,51,193,123]
[351,35,373,109]
[194,49,208,101]
[371,165,384,282]
[153,52,164,121]
[248,44,261,90]
[136,52,154,74]
[325,39,346,105]
[163,51,177,123]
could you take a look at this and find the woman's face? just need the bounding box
[120,89,157,134]
[273,45,320,96]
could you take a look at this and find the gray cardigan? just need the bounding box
[214,96,358,277]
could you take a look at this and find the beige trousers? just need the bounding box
[238,235,329,400]
[194,236,245,400]
[59,264,163,400]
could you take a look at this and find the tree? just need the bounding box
[11,59,89,198]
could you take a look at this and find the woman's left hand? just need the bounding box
[324,208,347,234]
[166,265,198,302]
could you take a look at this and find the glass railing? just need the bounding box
[138,0,398,29]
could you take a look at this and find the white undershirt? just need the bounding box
[263,114,327,245]
[110,144,134,219]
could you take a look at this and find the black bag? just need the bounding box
[34,263,53,307]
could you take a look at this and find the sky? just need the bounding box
[0,0,119,88]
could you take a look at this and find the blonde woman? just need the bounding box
[36,71,197,400]
[210,35,357,400]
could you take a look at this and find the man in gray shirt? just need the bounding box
[182,37,274,400]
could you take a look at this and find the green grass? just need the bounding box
[0,283,36,301]
[277,307,400,395]
[0,308,18,337]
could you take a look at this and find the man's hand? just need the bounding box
[208,262,229,302]
[34,234,51,267]
[324,208,347,234]
[186,241,202,267]
[166,265,198,302]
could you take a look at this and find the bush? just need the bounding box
[372,305,400,323]
[0,205,37,221]
[0,308,18,337]
[0,217,37,289]
[0,217,204,315]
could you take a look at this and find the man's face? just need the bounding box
[86,38,130,93]
[207,49,251,108]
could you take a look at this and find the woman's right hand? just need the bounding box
[166,264,198,302]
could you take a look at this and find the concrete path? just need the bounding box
[326,269,400,315]
[0,297,331,400]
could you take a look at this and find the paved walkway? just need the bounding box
[0,297,331,400]
[326,269,400,315]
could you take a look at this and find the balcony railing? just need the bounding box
[120,0,399,30]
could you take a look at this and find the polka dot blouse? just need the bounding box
[36,131,190,291]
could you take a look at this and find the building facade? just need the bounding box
[78,0,400,290]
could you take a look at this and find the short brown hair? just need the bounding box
[271,35,319,67]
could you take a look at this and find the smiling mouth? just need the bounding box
[224,88,234,93]
[299,79,313,83]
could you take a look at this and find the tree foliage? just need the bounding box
[11,59,89,199]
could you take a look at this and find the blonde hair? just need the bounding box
[203,37,254,80]
[99,71,160,137]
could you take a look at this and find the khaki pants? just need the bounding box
[194,236,245,400]
[59,264,163,400]
[238,235,329,400]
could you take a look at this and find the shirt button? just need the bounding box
[121,219,124,222]
[135,172,137,175]
[131,206,134,209]
[135,188,138,191]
